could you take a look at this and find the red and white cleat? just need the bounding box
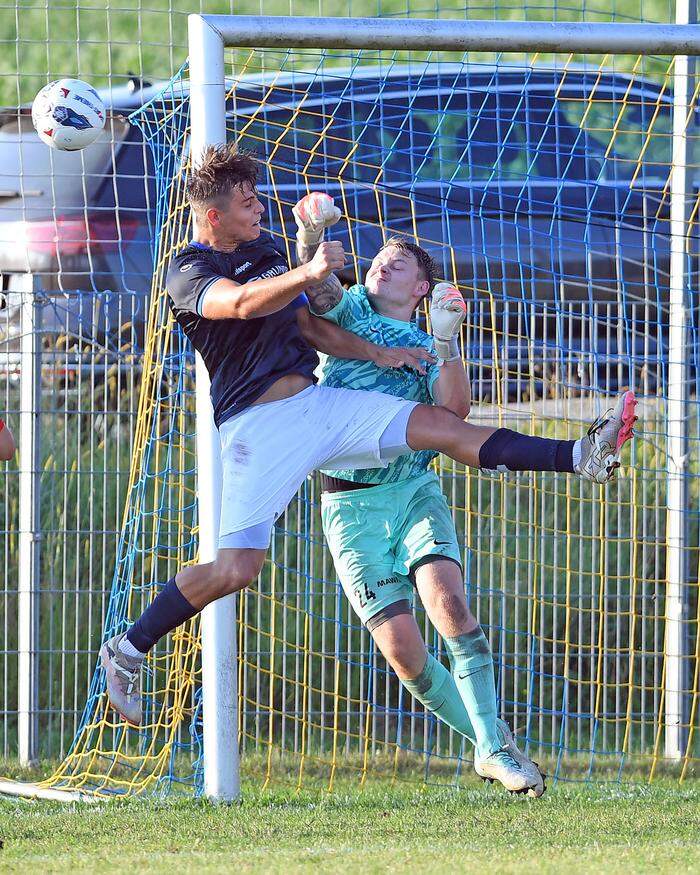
[575,390,637,484]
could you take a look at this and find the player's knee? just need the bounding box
[375,635,426,678]
[433,405,465,442]
[407,404,462,453]
[212,553,263,597]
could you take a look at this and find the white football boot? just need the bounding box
[474,719,546,797]
[100,632,143,726]
[575,390,637,484]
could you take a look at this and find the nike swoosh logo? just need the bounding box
[434,540,451,546]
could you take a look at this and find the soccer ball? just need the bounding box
[31,78,105,151]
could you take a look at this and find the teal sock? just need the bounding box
[443,628,499,759]
[402,652,476,746]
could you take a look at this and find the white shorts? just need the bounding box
[218,384,416,548]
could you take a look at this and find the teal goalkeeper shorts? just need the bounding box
[320,471,462,630]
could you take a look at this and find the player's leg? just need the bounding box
[414,560,543,795]
[101,387,330,725]
[320,480,476,747]
[367,609,476,747]
[315,382,634,485]
[412,560,495,749]
[101,544,268,726]
[395,474,544,795]
[402,390,637,483]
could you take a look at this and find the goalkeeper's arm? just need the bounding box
[294,193,346,314]
[429,283,471,419]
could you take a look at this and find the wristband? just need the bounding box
[296,228,324,247]
[0,418,5,433]
[434,336,461,364]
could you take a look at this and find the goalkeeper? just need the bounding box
[293,193,631,796]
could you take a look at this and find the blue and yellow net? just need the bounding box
[7,42,699,797]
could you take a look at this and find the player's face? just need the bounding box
[364,246,428,308]
[207,182,265,242]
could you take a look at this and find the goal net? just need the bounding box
[4,20,698,798]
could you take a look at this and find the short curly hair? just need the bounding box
[186,143,259,215]
[381,236,437,291]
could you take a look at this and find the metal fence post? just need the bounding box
[18,275,43,765]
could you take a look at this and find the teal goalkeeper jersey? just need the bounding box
[316,283,440,484]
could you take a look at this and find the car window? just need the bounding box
[557,89,672,181]
[226,72,671,189]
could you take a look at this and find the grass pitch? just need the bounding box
[0,781,698,874]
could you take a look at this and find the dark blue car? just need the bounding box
[0,65,679,390]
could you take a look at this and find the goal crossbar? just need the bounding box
[201,15,700,55]
[188,13,693,802]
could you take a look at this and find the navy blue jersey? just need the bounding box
[166,233,319,427]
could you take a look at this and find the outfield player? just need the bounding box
[100,146,636,730]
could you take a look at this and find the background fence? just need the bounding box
[0,1,697,786]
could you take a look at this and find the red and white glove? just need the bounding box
[430,282,466,364]
[293,192,342,245]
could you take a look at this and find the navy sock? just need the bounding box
[479,428,575,473]
[126,577,196,653]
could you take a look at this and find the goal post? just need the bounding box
[188,14,239,804]
[188,14,696,800]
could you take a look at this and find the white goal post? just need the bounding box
[188,13,696,802]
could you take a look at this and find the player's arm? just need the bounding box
[429,283,471,419]
[200,243,344,320]
[296,308,435,374]
[293,193,346,314]
[432,359,471,419]
[0,419,16,461]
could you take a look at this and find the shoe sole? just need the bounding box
[479,772,545,796]
[100,645,141,728]
[615,391,638,453]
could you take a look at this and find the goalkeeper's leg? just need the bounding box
[413,558,545,797]
[368,609,477,746]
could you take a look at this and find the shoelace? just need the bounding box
[586,411,612,444]
[112,655,141,698]
[488,746,524,771]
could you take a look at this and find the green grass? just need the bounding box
[0,781,698,873]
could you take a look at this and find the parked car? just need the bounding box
[0,65,683,390]
[0,76,161,350]
[226,63,678,309]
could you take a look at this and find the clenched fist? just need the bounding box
[293,192,342,245]
[307,241,345,282]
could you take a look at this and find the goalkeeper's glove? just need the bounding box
[293,192,342,246]
[429,282,466,364]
